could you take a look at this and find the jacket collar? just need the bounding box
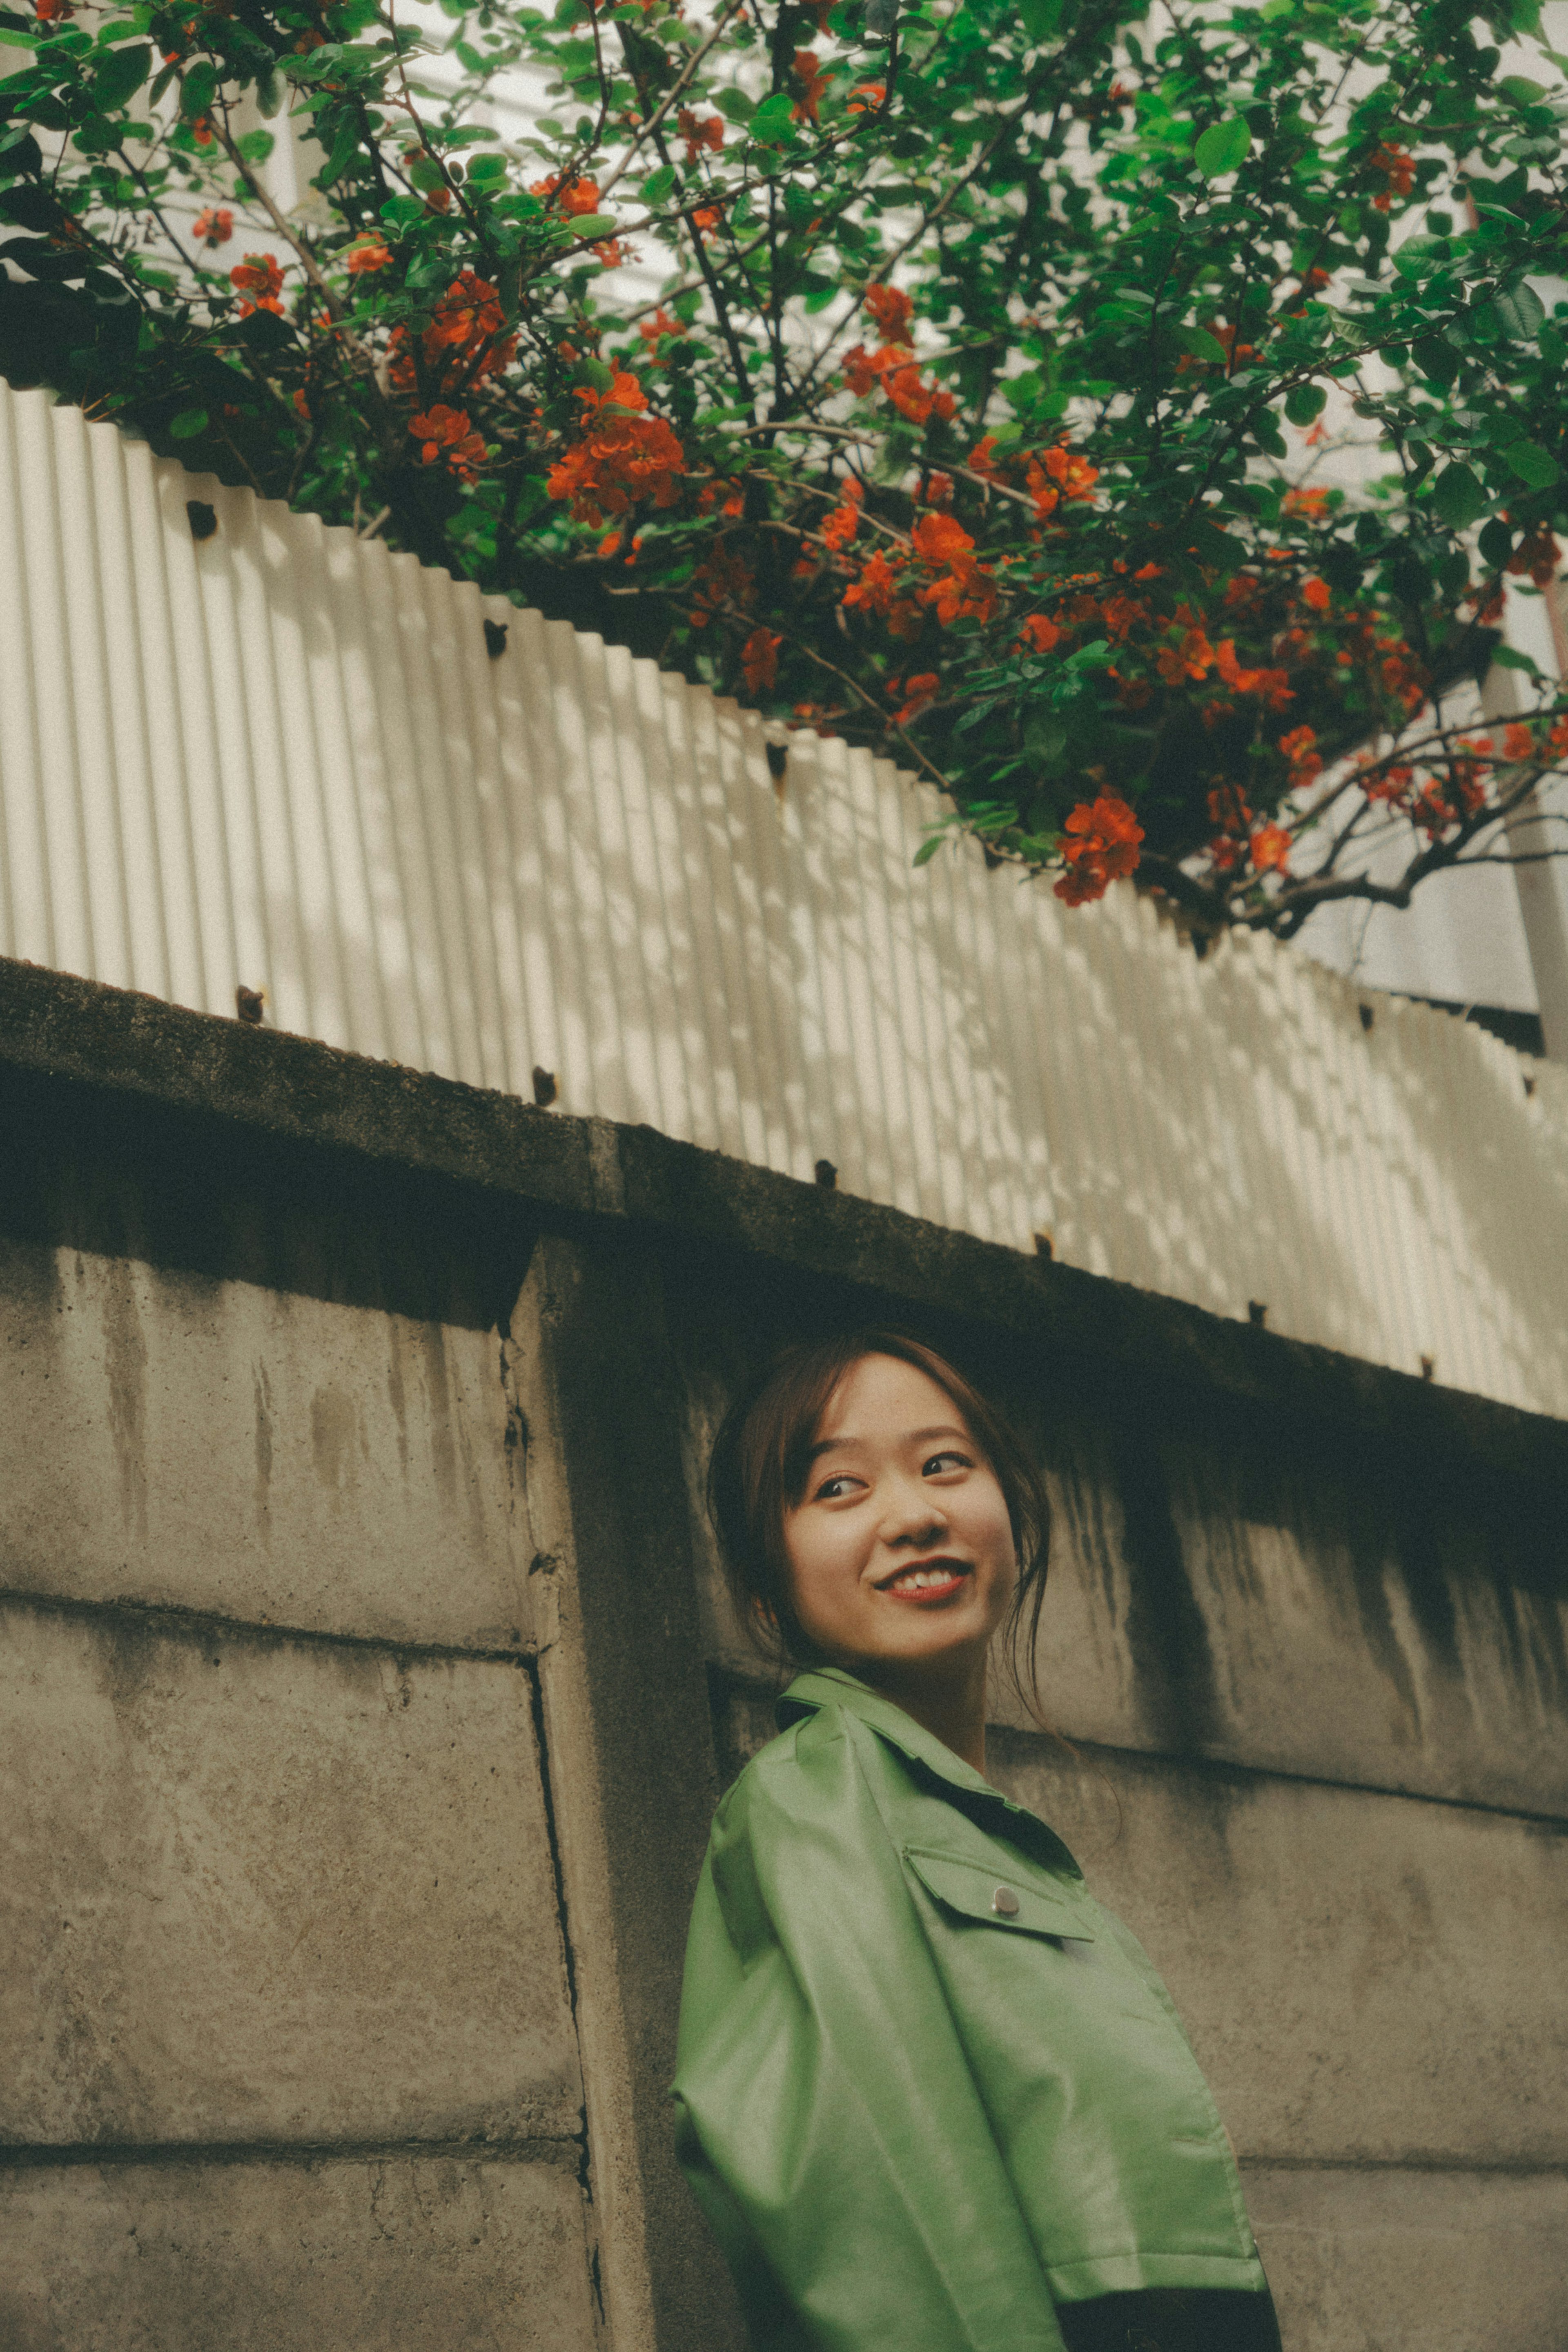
[776,1666,1079,1873]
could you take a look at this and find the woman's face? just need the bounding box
[781,1353,1017,1681]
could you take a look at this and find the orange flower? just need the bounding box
[1157,624,1217,684]
[1368,142,1414,212]
[1055,794,1144,905]
[742,628,782,694]
[1250,823,1291,874]
[230,252,285,317]
[842,342,891,397]
[190,114,214,146]
[531,172,603,216]
[34,0,74,20]
[848,81,886,112]
[410,404,487,481]
[676,109,724,162]
[820,504,860,551]
[791,49,829,123]
[1501,722,1537,762]
[922,471,954,507]
[193,206,233,248]
[1018,613,1060,654]
[425,270,507,353]
[1215,639,1294,709]
[1302,576,1330,612]
[696,477,745,518]
[892,672,939,726]
[690,206,722,237]
[1100,593,1149,644]
[911,512,997,626]
[1042,443,1099,502]
[547,372,687,525]
[1508,527,1561,589]
[967,436,1002,479]
[1207,783,1253,835]
[688,543,755,626]
[638,307,685,351]
[1279,723,1321,785]
[1282,486,1330,519]
[883,360,955,427]
[345,233,392,274]
[864,283,914,342]
[1133,561,1163,582]
[842,548,903,617]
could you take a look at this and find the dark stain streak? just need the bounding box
[1108,1430,1221,1757]
[252,1363,274,1540]
[100,1257,149,1545]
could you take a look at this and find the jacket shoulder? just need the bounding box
[712,1702,895,1850]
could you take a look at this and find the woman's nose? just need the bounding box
[881,1477,948,1543]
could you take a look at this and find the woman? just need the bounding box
[672,1328,1283,2352]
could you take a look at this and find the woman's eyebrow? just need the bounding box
[806,1422,970,1463]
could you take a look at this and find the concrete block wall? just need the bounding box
[1,954,1565,2351]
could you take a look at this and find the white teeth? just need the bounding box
[888,1565,963,1592]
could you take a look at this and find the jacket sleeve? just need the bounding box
[672,1710,1068,2352]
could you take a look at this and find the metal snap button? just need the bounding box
[991,1885,1020,1917]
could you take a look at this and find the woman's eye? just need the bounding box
[922,1450,971,1477]
[815,1474,860,1501]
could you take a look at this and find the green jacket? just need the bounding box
[673,1668,1270,2352]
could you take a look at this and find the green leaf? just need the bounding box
[92,41,149,111]
[640,162,676,203]
[1503,441,1560,488]
[1499,74,1547,103]
[715,87,754,123]
[912,833,946,866]
[804,284,839,313]
[1284,381,1326,425]
[1433,462,1487,529]
[1193,118,1251,178]
[568,212,618,236]
[256,69,283,120]
[169,408,208,439]
[749,93,795,141]
[316,114,359,188]
[1018,0,1066,40]
[1490,282,1546,340]
[179,59,217,118]
[466,152,509,183]
[1176,325,1227,364]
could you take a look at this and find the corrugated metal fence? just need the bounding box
[4,378,1568,1417]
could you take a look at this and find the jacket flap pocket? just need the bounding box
[903,1846,1094,1941]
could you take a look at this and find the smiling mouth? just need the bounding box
[877,1559,972,1602]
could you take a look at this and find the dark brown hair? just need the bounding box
[707,1327,1052,1708]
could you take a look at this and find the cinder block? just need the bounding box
[0,1598,580,2145]
[0,2155,599,2352]
[1244,2160,1568,2352]
[0,1235,530,1650]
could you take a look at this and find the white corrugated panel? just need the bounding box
[3,377,1567,1417]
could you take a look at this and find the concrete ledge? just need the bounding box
[0,2154,599,2352]
[0,1597,579,2147]
[4,956,1566,1482]
[1243,2161,1568,2352]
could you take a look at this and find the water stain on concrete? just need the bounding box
[99,1258,149,1545]
[253,1364,274,1540]
[310,1388,358,1501]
